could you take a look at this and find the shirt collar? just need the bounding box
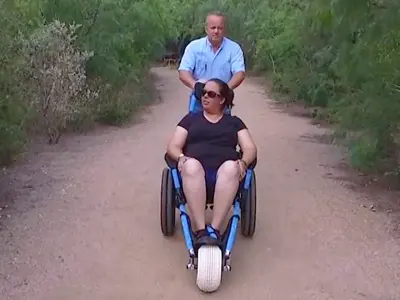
[205,36,226,51]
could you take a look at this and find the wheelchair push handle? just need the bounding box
[194,82,205,100]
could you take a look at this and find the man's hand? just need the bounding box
[178,70,197,90]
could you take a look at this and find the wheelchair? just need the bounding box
[160,90,257,292]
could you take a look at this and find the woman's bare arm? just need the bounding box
[237,129,257,167]
[167,126,188,161]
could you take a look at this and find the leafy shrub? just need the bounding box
[0,118,25,165]
[0,0,179,165]
[1,0,399,175]
[176,0,400,172]
[41,0,176,125]
[21,20,97,144]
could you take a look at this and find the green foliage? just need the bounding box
[0,0,178,165]
[40,0,175,121]
[1,0,399,173]
[178,0,400,172]
[21,20,96,143]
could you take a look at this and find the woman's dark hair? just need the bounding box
[206,78,235,109]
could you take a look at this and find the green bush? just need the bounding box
[40,0,176,124]
[177,0,400,172]
[0,0,180,165]
[21,20,96,143]
[1,0,399,174]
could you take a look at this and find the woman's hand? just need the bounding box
[178,155,190,172]
[236,159,247,181]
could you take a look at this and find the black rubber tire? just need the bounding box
[160,167,176,236]
[241,170,257,237]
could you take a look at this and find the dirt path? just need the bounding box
[1,67,400,300]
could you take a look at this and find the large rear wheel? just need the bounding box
[241,170,256,237]
[160,167,176,236]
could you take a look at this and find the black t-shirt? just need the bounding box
[177,112,247,169]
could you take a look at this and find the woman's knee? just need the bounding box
[181,158,205,177]
[217,160,239,179]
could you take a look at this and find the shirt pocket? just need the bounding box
[194,57,207,75]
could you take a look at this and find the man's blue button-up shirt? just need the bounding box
[178,36,245,84]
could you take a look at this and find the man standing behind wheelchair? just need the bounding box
[178,11,246,112]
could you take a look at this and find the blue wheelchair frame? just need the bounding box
[164,91,256,271]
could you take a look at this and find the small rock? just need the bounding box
[369,205,376,212]
[295,168,298,172]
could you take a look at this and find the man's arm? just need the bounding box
[178,42,197,89]
[228,44,246,90]
[178,70,197,90]
[228,71,245,90]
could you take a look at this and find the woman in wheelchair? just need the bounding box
[167,78,257,248]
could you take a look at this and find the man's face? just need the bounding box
[205,15,225,45]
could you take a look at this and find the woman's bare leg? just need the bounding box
[181,159,206,231]
[211,160,240,231]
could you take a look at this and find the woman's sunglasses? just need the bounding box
[202,89,221,99]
